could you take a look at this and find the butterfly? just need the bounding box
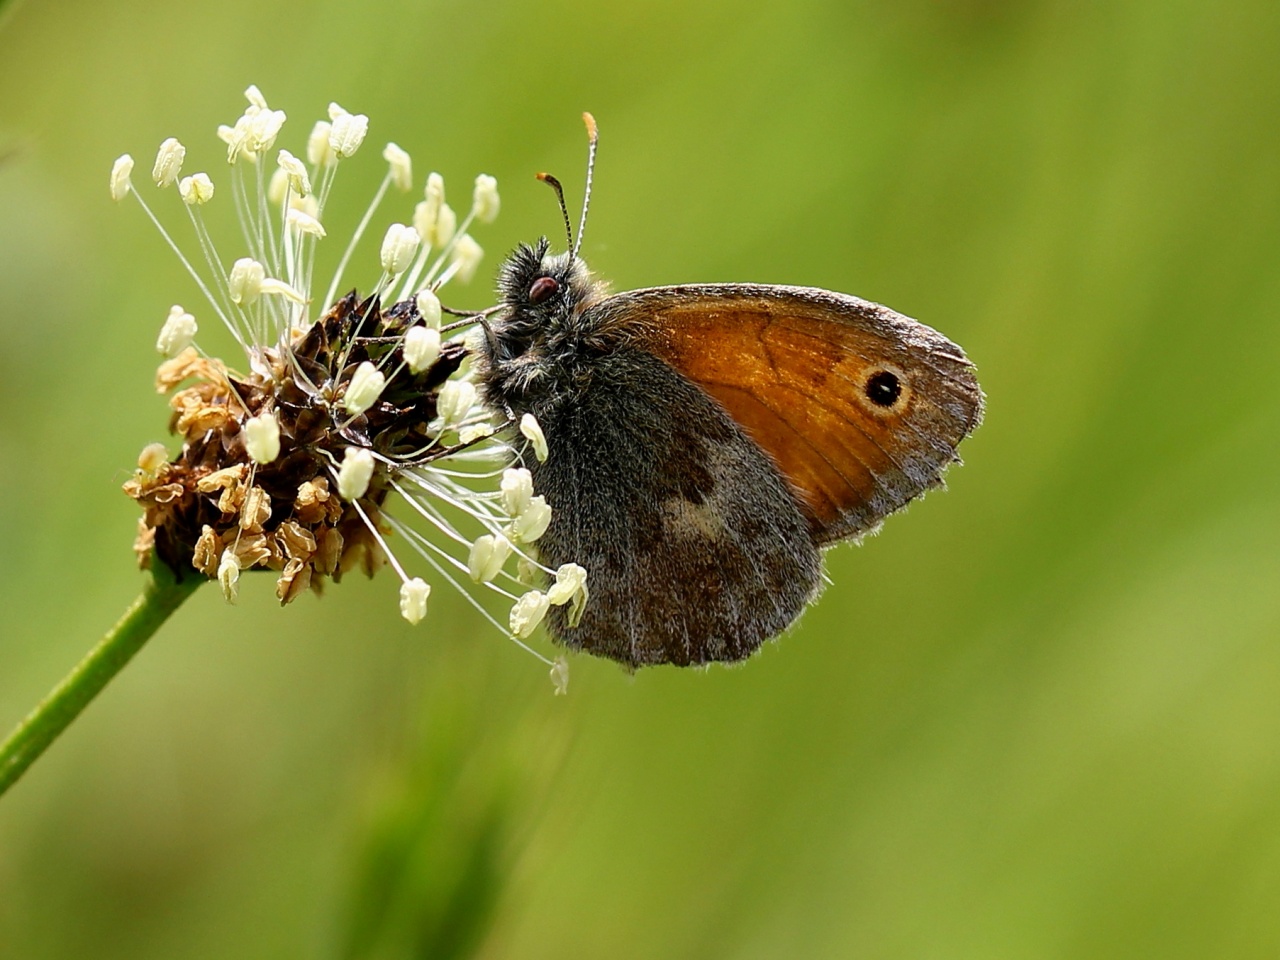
[476,115,983,668]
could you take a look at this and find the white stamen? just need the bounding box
[399,577,431,624]
[328,103,369,158]
[221,114,254,163]
[342,361,386,415]
[414,288,442,329]
[517,555,540,584]
[228,257,266,305]
[500,467,534,517]
[276,149,311,196]
[550,657,569,695]
[152,138,186,188]
[471,174,500,223]
[423,171,445,218]
[258,277,307,302]
[268,168,288,205]
[291,193,319,217]
[510,496,552,543]
[110,154,134,201]
[436,379,477,426]
[450,234,483,284]
[179,172,215,205]
[383,142,413,191]
[287,208,326,238]
[247,107,287,155]
[218,549,241,603]
[307,120,335,166]
[433,203,457,248]
[337,446,376,500]
[244,84,268,110]
[520,413,549,462]
[458,423,495,444]
[380,223,420,275]
[404,325,442,374]
[156,304,198,356]
[468,534,513,582]
[244,413,281,463]
[510,589,551,638]
[546,563,587,606]
[411,201,434,247]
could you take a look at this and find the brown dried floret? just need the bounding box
[275,558,311,604]
[192,525,222,576]
[125,292,468,605]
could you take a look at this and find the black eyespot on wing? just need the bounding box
[865,370,901,407]
[529,276,559,304]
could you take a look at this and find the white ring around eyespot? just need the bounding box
[855,362,911,417]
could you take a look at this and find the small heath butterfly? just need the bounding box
[478,115,983,667]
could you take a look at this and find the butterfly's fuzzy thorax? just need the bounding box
[483,238,615,411]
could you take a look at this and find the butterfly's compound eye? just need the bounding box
[528,276,560,304]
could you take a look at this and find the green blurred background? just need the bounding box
[3,0,1280,956]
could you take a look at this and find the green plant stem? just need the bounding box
[0,561,202,798]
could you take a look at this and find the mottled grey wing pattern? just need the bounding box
[528,348,822,667]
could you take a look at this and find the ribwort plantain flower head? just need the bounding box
[117,86,579,687]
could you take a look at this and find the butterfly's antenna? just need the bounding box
[571,112,598,263]
[535,172,574,250]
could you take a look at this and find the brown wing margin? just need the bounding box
[597,284,984,543]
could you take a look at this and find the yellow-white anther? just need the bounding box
[416,181,455,248]
[247,107,286,155]
[433,204,457,248]
[258,277,307,303]
[509,590,551,638]
[458,423,495,444]
[341,361,386,415]
[179,172,215,205]
[451,235,483,284]
[404,325,442,374]
[276,149,311,196]
[244,412,281,464]
[423,171,445,218]
[520,414,549,462]
[337,446,376,500]
[156,304,198,356]
[500,468,534,517]
[471,174,500,223]
[550,657,570,695]
[152,138,186,188]
[218,549,241,603]
[547,563,588,606]
[468,534,513,582]
[244,84,269,109]
[383,142,413,191]
[110,154,134,201]
[268,168,288,205]
[414,288,442,329]
[307,120,335,166]
[380,223,420,275]
[510,496,552,543]
[327,103,369,159]
[228,258,266,305]
[287,207,326,238]
[436,379,476,426]
[399,578,431,625]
